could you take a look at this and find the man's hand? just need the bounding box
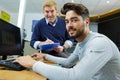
[31,53,46,61]
[13,55,37,68]
[53,46,64,53]
[41,38,54,44]
[53,44,69,53]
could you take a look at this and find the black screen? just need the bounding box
[0,19,23,59]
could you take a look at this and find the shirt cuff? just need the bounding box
[33,41,41,49]
[64,40,73,48]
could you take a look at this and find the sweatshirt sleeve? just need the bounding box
[32,61,75,80]
[45,52,78,67]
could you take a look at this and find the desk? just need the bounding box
[0,67,46,80]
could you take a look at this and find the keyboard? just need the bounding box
[0,59,26,71]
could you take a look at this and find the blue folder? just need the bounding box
[39,43,60,51]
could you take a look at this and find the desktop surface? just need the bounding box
[0,67,46,80]
[0,59,56,80]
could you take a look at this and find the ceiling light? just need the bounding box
[71,0,74,3]
[106,0,110,4]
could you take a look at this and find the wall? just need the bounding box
[10,13,18,25]
[90,22,98,32]
[10,13,44,41]
[24,13,44,41]
[98,12,120,50]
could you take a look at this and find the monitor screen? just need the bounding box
[0,19,23,59]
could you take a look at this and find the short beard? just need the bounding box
[71,28,84,39]
[71,24,85,39]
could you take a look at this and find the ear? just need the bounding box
[85,18,90,26]
[56,11,59,16]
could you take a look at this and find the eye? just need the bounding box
[72,19,78,23]
[45,11,49,13]
[65,20,69,24]
[51,10,54,13]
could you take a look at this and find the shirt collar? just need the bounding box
[45,17,58,27]
[78,31,93,47]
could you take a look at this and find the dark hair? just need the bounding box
[61,2,89,20]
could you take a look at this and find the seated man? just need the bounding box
[14,2,120,80]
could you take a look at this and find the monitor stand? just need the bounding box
[2,55,7,60]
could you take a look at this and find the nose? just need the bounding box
[48,12,53,16]
[66,21,73,28]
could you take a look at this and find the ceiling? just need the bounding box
[0,0,120,16]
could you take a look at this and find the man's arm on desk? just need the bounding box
[13,55,71,80]
[13,53,78,80]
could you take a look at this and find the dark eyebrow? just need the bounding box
[71,17,78,19]
[65,16,78,21]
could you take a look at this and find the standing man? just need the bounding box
[14,2,120,80]
[30,0,73,57]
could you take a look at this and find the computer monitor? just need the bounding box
[0,19,23,60]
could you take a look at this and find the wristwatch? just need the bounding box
[63,45,67,52]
